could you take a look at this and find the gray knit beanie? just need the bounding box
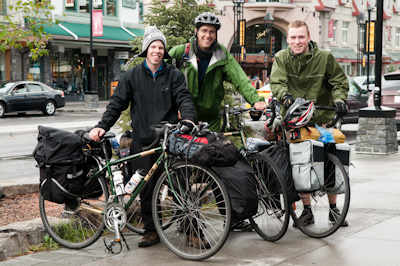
[137,26,172,59]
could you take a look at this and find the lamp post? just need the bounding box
[366,5,372,91]
[263,12,274,56]
[356,12,366,76]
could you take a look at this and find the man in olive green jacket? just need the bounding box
[270,20,349,227]
[169,12,265,132]
[270,22,349,126]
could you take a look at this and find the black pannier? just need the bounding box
[168,130,239,167]
[33,126,102,204]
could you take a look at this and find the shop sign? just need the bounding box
[115,51,129,59]
[123,0,137,9]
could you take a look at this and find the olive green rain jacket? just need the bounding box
[270,41,349,125]
[169,38,264,131]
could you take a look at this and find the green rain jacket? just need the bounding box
[169,38,264,131]
[270,41,349,125]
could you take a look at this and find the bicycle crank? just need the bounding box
[104,202,127,232]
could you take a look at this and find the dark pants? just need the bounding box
[129,140,160,232]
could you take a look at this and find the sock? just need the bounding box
[330,204,336,209]
[304,205,311,210]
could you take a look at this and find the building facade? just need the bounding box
[1,0,144,100]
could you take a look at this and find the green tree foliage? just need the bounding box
[0,0,57,60]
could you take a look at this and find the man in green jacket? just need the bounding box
[169,12,266,231]
[270,20,349,227]
[169,12,266,133]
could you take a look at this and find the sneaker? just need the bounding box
[186,234,211,249]
[230,220,253,232]
[138,231,160,248]
[293,209,314,227]
[329,207,349,227]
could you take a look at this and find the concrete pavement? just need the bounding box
[1,146,400,265]
[1,101,400,265]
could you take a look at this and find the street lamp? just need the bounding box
[263,12,274,56]
[356,12,366,76]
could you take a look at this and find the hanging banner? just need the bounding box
[92,10,103,37]
[328,19,334,39]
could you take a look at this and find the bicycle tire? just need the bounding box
[248,153,290,242]
[152,161,232,261]
[290,153,350,238]
[39,160,109,249]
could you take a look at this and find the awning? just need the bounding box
[387,52,400,63]
[43,22,144,45]
[329,48,358,60]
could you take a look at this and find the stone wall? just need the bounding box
[355,117,398,154]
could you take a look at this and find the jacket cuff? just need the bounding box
[334,99,345,104]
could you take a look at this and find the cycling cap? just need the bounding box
[194,12,221,30]
[137,26,172,59]
[283,98,315,129]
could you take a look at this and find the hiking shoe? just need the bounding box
[231,220,253,232]
[329,207,349,227]
[186,234,211,249]
[138,231,160,247]
[293,209,314,227]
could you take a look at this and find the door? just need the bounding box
[27,83,47,110]
[7,84,29,112]
[97,64,108,100]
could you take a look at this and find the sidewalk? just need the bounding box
[1,146,400,265]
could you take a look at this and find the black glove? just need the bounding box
[179,120,197,134]
[335,101,348,116]
[283,94,295,109]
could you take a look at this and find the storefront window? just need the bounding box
[106,0,116,16]
[244,24,281,55]
[51,49,88,94]
[28,59,41,81]
[0,52,5,81]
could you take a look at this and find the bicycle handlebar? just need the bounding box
[220,105,263,133]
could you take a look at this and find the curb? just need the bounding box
[0,183,39,198]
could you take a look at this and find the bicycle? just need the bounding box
[39,122,232,261]
[219,106,291,242]
[266,98,351,238]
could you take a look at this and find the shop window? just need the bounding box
[139,1,143,22]
[340,64,351,75]
[66,0,117,15]
[28,59,41,81]
[0,0,6,15]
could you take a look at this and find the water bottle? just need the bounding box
[113,171,125,196]
[125,169,145,194]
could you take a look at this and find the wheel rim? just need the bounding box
[153,163,231,261]
[46,102,55,115]
[0,104,4,117]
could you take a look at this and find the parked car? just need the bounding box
[368,72,400,129]
[352,75,375,91]
[0,81,65,118]
[343,77,371,123]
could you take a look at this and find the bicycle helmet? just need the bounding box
[194,12,221,30]
[283,98,315,129]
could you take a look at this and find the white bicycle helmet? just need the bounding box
[194,12,221,30]
[283,98,315,129]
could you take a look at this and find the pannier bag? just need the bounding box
[212,156,258,220]
[33,126,102,204]
[289,140,325,192]
[168,130,239,167]
[262,141,300,204]
[325,143,350,194]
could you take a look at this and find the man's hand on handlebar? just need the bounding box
[334,100,348,116]
[283,94,295,109]
[89,127,106,142]
[179,119,198,135]
[254,101,267,110]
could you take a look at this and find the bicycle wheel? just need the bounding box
[152,161,231,261]
[39,161,109,249]
[124,194,145,234]
[290,153,350,238]
[247,153,290,242]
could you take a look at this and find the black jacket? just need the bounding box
[96,61,196,144]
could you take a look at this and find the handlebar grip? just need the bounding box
[142,136,161,151]
[315,106,340,128]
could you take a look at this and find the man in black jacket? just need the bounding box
[89,27,197,247]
